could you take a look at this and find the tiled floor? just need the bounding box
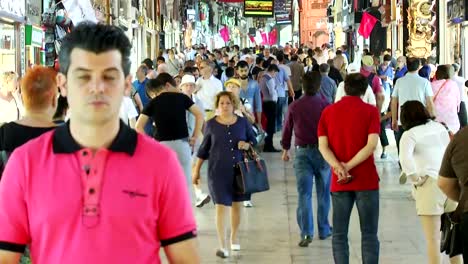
[162,131,454,263]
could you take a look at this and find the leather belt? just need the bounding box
[296,143,318,149]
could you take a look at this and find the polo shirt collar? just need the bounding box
[53,121,137,156]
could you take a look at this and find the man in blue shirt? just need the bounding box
[259,64,280,152]
[132,65,153,135]
[236,61,262,127]
[319,64,337,104]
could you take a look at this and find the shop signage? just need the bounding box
[25,25,43,47]
[276,11,291,24]
[26,0,41,25]
[244,0,274,17]
[20,25,26,76]
[0,0,26,21]
[447,0,466,24]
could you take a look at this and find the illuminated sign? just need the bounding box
[244,0,274,17]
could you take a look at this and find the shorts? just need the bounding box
[414,177,451,215]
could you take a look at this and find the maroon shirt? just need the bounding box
[281,94,330,150]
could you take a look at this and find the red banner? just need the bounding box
[268,28,277,45]
[219,26,230,42]
[358,12,378,39]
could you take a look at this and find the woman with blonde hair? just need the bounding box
[192,91,256,258]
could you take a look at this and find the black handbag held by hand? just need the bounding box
[440,178,468,258]
[234,147,270,194]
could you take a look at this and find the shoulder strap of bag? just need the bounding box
[433,80,450,102]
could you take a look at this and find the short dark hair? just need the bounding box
[291,54,299,61]
[157,56,165,62]
[400,100,431,130]
[225,67,235,78]
[319,63,330,73]
[335,50,343,55]
[155,73,176,87]
[435,65,451,80]
[183,67,193,74]
[267,64,280,73]
[407,57,421,71]
[303,72,322,96]
[383,54,392,62]
[277,52,285,63]
[344,73,368,96]
[256,57,263,65]
[236,60,249,69]
[145,78,165,95]
[142,58,154,69]
[59,22,132,76]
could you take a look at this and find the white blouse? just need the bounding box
[399,121,450,180]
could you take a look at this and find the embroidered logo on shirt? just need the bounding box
[122,190,148,198]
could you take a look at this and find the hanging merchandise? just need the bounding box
[249,35,256,44]
[268,28,277,45]
[220,25,230,43]
[358,12,378,38]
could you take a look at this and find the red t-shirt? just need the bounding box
[318,96,380,192]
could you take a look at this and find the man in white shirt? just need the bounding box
[451,63,467,128]
[195,60,223,120]
[0,71,22,124]
[391,57,435,153]
[335,64,376,106]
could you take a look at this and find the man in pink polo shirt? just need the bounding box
[0,22,200,263]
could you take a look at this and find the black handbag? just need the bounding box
[440,179,468,257]
[234,147,269,194]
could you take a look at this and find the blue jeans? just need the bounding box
[276,97,287,132]
[293,147,332,238]
[332,190,380,264]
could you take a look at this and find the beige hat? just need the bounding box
[180,75,196,87]
[224,78,241,88]
[362,55,374,67]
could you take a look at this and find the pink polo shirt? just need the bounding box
[0,122,197,263]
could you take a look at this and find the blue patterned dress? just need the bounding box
[197,116,257,206]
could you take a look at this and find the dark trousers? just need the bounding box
[393,126,405,154]
[462,212,468,262]
[379,117,389,149]
[458,101,467,128]
[263,101,277,149]
[289,90,303,104]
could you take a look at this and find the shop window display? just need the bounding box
[0,23,16,72]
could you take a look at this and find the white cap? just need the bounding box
[240,54,252,61]
[180,74,196,87]
[347,63,360,74]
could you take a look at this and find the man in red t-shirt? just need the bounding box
[318,73,381,264]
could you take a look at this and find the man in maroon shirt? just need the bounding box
[318,73,380,264]
[281,72,332,247]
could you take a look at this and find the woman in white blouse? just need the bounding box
[399,101,461,264]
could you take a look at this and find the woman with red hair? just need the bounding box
[1,66,58,174]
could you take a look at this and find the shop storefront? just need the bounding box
[0,0,26,74]
[25,25,44,67]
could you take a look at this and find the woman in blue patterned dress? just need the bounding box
[192,91,256,259]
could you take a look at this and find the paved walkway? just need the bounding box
[163,131,453,263]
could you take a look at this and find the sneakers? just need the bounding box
[231,244,241,251]
[216,248,229,258]
[243,201,253,208]
[298,235,313,247]
[399,172,407,185]
[195,194,211,208]
[380,152,387,159]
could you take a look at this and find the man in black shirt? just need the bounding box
[136,73,203,201]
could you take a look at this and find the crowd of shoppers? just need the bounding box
[1,21,468,263]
